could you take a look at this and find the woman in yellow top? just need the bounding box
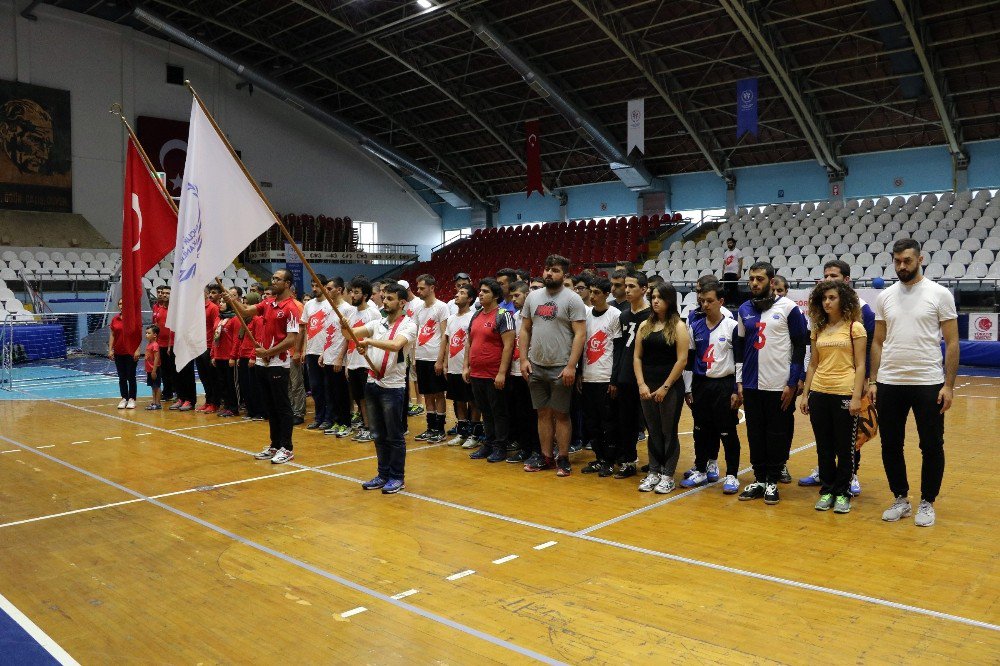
[801,280,867,514]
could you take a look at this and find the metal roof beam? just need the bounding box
[892,0,964,158]
[718,0,843,175]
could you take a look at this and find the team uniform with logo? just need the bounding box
[253,296,301,456]
[320,301,358,430]
[445,310,474,403]
[413,299,450,395]
[467,305,516,461]
[581,306,622,468]
[346,305,382,424]
[300,297,333,426]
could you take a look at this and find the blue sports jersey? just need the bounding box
[688,316,741,381]
[737,296,808,391]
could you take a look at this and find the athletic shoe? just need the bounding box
[205,405,218,414]
[506,450,530,464]
[640,464,650,473]
[413,429,431,441]
[144,404,161,411]
[555,456,571,477]
[584,440,593,451]
[407,404,424,416]
[914,500,935,527]
[613,461,638,479]
[682,466,697,479]
[168,401,183,411]
[763,483,780,504]
[815,494,835,511]
[306,421,323,430]
[881,496,912,522]
[293,416,304,425]
[125,398,136,409]
[253,446,277,460]
[469,445,491,460]
[218,409,235,417]
[117,399,128,409]
[336,426,355,439]
[382,479,405,494]
[446,425,458,435]
[250,415,265,421]
[351,412,362,425]
[522,452,543,470]
[568,441,584,454]
[654,476,675,494]
[524,455,555,472]
[833,495,851,514]
[778,465,792,484]
[706,460,720,482]
[461,436,480,449]
[638,473,661,492]
[738,482,765,501]
[178,401,194,411]
[636,431,647,441]
[849,474,862,497]
[270,447,294,464]
[598,463,615,478]
[487,446,507,463]
[680,471,708,488]
[722,475,739,494]
[195,403,209,412]
[446,434,465,446]
[318,422,333,431]
[424,431,445,443]
[798,468,821,486]
[581,460,604,474]
[354,429,374,443]
[361,476,387,490]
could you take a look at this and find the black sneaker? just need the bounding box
[640,464,650,473]
[556,456,571,476]
[778,465,792,484]
[581,460,603,474]
[739,482,766,501]
[598,463,615,478]
[306,421,323,430]
[424,431,445,443]
[414,429,431,441]
[583,440,593,451]
[292,416,305,425]
[613,461,637,479]
[469,445,491,460]
[764,483,780,504]
[568,441,584,454]
[506,450,530,464]
[487,446,507,463]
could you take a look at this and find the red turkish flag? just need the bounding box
[525,119,542,197]
[121,137,178,354]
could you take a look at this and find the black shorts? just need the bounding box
[446,373,472,403]
[415,359,447,394]
[146,373,161,389]
[348,367,368,401]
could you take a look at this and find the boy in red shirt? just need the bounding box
[212,314,242,416]
[144,325,162,410]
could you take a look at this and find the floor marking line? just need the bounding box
[533,541,557,550]
[391,589,419,600]
[0,591,80,666]
[1,449,20,453]
[103,436,121,440]
[492,555,518,565]
[0,433,565,666]
[70,441,89,445]
[33,396,1000,633]
[168,420,251,432]
[37,445,54,449]
[135,433,151,437]
[340,607,367,618]
[576,442,818,535]
[446,570,476,581]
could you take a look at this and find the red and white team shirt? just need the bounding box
[446,310,473,375]
[300,298,332,357]
[413,299,450,362]
[253,296,301,368]
[320,301,358,366]
[583,306,622,383]
[347,305,382,370]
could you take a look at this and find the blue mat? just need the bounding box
[0,601,61,665]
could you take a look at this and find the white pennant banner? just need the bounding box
[627,98,645,155]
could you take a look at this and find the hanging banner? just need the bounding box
[736,78,758,138]
[627,98,645,155]
[525,119,542,197]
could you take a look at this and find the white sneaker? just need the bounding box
[682,466,697,479]
[654,476,676,494]
[270,447,294,464]
[117,399,128,409]
[849,474,862,496]
[447,435,465,446]
[914,500,935,527]
[638,473,661,492]
[461,437,479,449]
[125,398,136,409]
[681,471,708,488]
[881,496,912,522]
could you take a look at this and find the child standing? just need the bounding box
[144,325,162,410]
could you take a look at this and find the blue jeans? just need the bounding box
[306,354,330,424]
[365,382,406,481]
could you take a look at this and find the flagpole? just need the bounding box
[182,81,381,377]
[214,277,262,352]
[110,103,179,215]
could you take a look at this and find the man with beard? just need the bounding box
[447,272,472,315]
[735,261,808,505]
[346,277,380,442]
[298,274,332,431]
[872,239,958,527]
[412,274,450,443]
[319,277,358,438]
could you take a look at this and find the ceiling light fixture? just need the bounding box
[416,0,433,9]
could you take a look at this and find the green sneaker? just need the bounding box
[834,495,851,514]
[814,494,835,511]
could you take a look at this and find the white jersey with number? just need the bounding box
[688,316,741,381]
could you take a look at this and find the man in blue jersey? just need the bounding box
[683,281,743,494]
[736,261,808,505]
[798,259,875,495]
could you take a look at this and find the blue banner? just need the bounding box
[737,78,758,138]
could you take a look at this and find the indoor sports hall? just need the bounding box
[1,1,998,664]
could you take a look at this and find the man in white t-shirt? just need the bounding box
[318,277,358,438]
[447,272,472,315]
[871,238,958,527]
[580,276,622,476]
[412,274,451,442]
[298,275,333,431]
[444,284,475,446]
[400,279,424,421]
[721,237,743,304]
[351,283,418,495]
[345,277,381,442]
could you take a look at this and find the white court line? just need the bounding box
[0,591,79,665]
[0,434,565,666]
[340,607,367,618]
[492,555,518,565]
[533,541,557,550]
[955,394,999,399]
[70,441,89,445]
[446,570,476,581]
[135,433,151,437]
[391,589,419,600]
[37,445,54,449]
[576,442,818,535]
[1,449,20,454]
[104,436,121,441]
[168,420,252,432]
[32,396,1000,634]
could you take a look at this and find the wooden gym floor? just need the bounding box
[0,377,998,664]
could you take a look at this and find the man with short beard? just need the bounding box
[608,269,628,311]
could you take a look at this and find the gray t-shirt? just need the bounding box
[523,286,587,367]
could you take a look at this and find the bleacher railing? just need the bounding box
[246,242,418,265]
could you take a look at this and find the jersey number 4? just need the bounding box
[701,344,716,369]
[753,322,767,350]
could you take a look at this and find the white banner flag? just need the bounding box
[167,98,277,369]
[627,98,644,155]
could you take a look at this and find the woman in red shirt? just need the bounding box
[108,298,139,409]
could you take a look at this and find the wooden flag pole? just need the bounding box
[214,277,262,351]
[109,103,179,215]
[182,81,381,376]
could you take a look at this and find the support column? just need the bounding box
[953,152,970,193]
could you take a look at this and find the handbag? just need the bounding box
[851,321,878,449]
